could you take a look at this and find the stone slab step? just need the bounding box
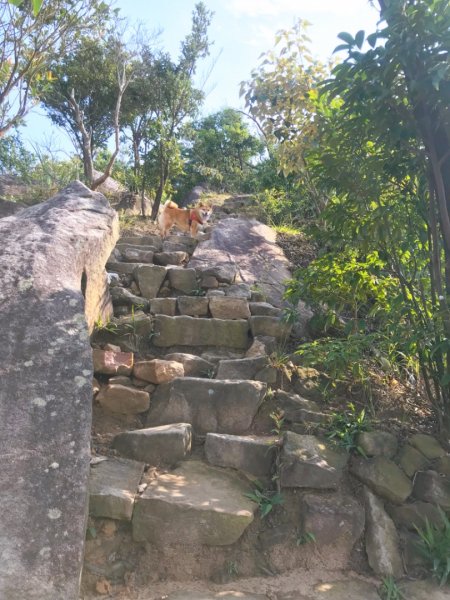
[163,593,268,600]
[119,234,163,250]
[89,456,145,521]
[147,377,266,435]
[205,433,277,478]
[280,432,348,489]
[112,423,192,465]
[132,461,256,546]
[152,315,249,349]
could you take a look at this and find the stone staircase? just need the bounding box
[83,206,450,600]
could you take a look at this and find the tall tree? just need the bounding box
[148,2,213,219]
[0,0,110,136]
[283,0,450,435]
[240,20,329,216]
[40,32,132,188]
[182,108,263,192]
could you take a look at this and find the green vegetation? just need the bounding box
[1,0,450,442]
[415,509,450,586]
[326,402,371,454]
[244,480,284,518]
[378,576,406,600]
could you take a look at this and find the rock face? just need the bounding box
[0,182,118,599]
[132,461,256,545]
[147,378,266,435]
[188,218,291,306]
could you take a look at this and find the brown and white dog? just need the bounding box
[157,200,212,238]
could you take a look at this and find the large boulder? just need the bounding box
[0,182,118,599]
[188,218,291,307]
[132,461,256,545]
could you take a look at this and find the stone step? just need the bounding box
[205,432,278,478]
[112,423,192,465]
[280,432,348,489]
[147,377,266,435]
[89,456,145,521]
[132,460,256,546]
[152,315,249,348]
[119,234,163,250]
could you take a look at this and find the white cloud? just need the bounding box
[226,0,376,18]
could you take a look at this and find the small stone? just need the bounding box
[150,297,177,316]
[205,433,277,478]
[92,349,133,376]
[435,455,450,476]
[225,283,252,299]
[300,493,364,559]
[200,275,219,289]
[153,251,188,266]
[109,286,149,311]
[89,456,145,521]
[96,384,150,414]
[93,378,101,396]
[280,432,348,489]
[413,470,450,509]
[120,247,154,263]
[363,487,404,578]
[350,456,412,504]
[164,353,214,377]
[245,336,277,358]
[409,434,446,459]
[177,296,209,317]
[95,579,111,595]
[134,264,167,299]
[200,264,237,284]
[133,359,184,384]
[356,430,398,458]
[112,423,192,465]
[209,296,250,320]
[168,268,197,294]
[249,316,292,341]
[387,501,444,531]
[216,356,269,380]
[397,444,429,477]
[249,302,282,317]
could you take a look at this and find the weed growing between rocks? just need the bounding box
[415,508,450,586]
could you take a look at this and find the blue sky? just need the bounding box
[23,0,380,153]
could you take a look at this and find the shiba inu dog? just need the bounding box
[157,200,212,238]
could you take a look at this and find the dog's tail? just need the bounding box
[164,200,179,210]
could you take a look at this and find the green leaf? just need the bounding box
[355,30,365,49]
[367,32,378,47]
[337,32,355,45]
[31,0,43,15]
[333,44,351,54]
